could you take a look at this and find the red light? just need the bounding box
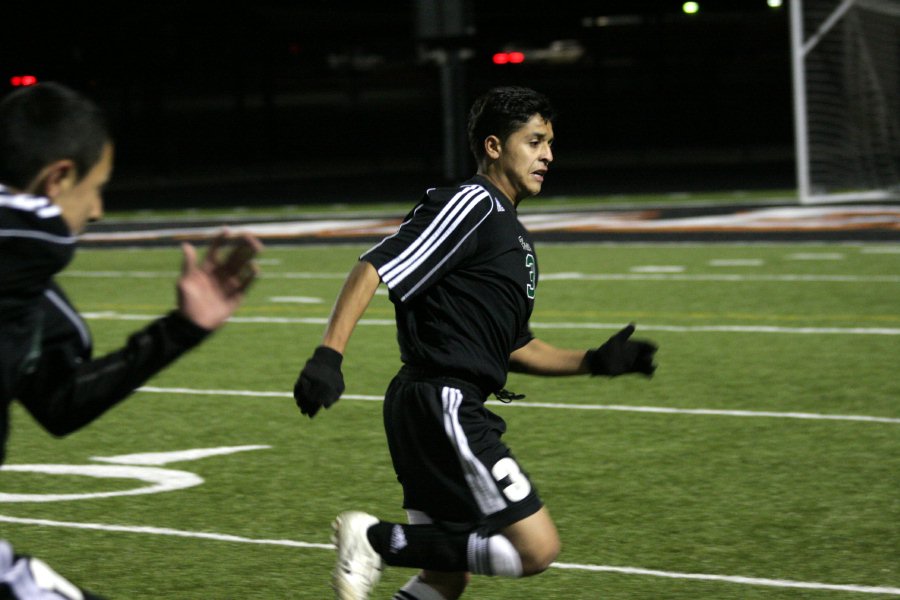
[10,75,38,87]
[492,52,525,65]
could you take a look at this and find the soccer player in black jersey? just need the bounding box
[294,86,657,600]
[0,83,262,598]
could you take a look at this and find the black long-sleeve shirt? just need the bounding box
[0,185,208,465]
[361,175,537,394]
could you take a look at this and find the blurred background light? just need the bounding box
[10,75,38,87]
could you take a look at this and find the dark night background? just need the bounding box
[2,1,796,209]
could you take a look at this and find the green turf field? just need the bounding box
[2,241,898,599]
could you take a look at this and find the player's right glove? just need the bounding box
[294,345,345,418]
[586,324,657,377]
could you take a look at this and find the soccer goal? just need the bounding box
[790,0,900,204]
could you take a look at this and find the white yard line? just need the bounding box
[528,322,900,335]
[551,561,900,595]
[267,296,323,304]
[536,272,900,283]
[708,259,765,267]
[787,252,846,260]
[1,515,897,595]
[61,270,900,283]
[81,312,900,335]
[0,514,331,550]
[136,387,900,424]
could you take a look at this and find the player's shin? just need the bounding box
[367,523,523,577]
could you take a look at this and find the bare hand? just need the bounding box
[177,230,263,330]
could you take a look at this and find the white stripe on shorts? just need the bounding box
[441,386,507,516]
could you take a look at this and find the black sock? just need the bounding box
[367,522,469,571]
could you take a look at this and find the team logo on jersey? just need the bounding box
[518,236,532,252]
[495,198,505,212]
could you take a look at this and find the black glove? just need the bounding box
[586,324,657,377]
[294,346,345,418]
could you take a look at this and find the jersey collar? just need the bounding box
[467,174,516,213]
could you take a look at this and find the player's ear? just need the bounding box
[484,135,502,160]
[28,159,77,200]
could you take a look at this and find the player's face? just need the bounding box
[54,142,113,233]
[495,114,554,203]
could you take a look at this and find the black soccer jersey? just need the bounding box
[361,175,538,394]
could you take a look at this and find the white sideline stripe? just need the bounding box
[709,259,765,267]
[528,322,900,336]
[82,312,900,335]
[0,515,331,550]
[861,247,900,254]
[140,386,289,398]
[81,312,394,327]
[630,265,685,273]
[1,515,897,596]
[493,401,900,424]
[59,270,900,283]
[268,296,323,304]
[551,562,900,596]
[536,272,900,283]
[787,252,845,260]
[136,387,900,424]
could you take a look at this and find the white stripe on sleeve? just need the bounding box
[379,186,492,291]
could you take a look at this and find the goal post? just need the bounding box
[790,0,900,204]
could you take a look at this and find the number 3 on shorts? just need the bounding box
[492,457,532,502]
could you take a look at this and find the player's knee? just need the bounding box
[500,510,562,576]
[519,534,561,576]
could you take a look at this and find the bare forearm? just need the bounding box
[321,260,381,353]
[509,338,589,376]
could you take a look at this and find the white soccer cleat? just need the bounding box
[331,511,384,600]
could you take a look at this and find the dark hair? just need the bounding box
[467,86,556,163]
[0,82,110,189]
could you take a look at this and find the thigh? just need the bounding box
[384,377,476,523]
[384,377,543,531]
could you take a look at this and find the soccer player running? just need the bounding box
[0,82,263,598]
[294,86,657,600]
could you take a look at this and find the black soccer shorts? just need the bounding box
[383,370,543,534]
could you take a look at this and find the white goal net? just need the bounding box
[790,0,900,204]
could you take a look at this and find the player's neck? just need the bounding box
[476,170,521,208]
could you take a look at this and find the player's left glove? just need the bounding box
[294,345,345,418]
[586,324,657,377]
